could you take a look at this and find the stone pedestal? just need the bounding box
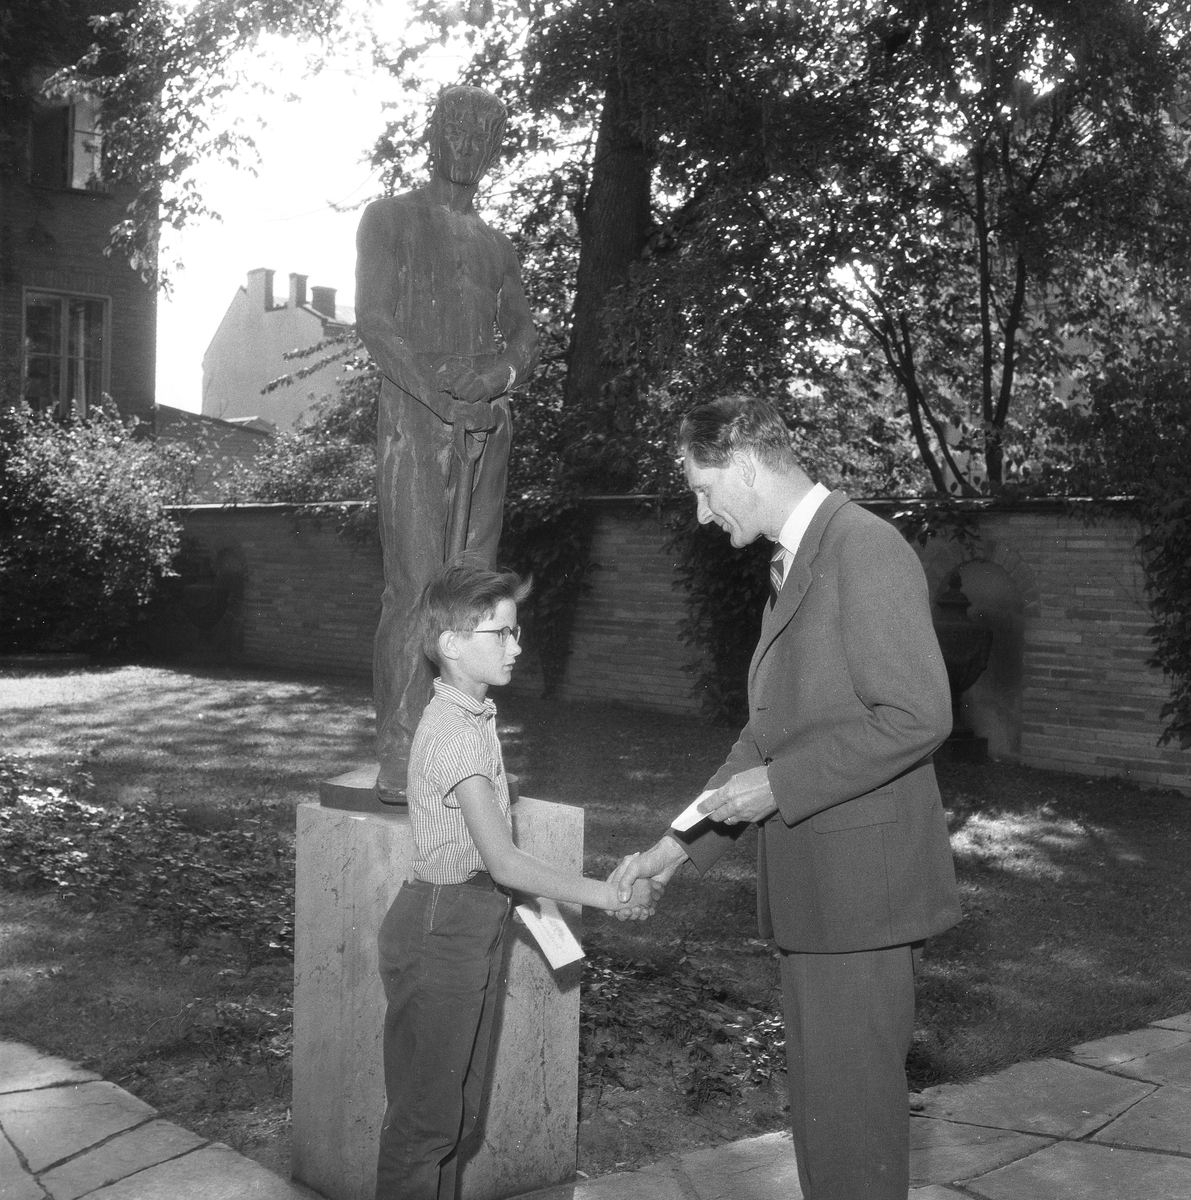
[292,794,582,1200]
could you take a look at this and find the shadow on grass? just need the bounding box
[909,760,1191,1086]
[3,665,1190,1106]
[0,664,376,816]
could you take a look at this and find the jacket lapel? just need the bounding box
[750,490,850,689]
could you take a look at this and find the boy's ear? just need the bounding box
[438,629,460,662]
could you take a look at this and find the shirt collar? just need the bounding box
[433,677,497,719]
[775,482,831,567]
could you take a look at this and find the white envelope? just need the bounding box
[670,789,717,832]
[515,897,583,970]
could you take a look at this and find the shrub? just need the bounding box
[0,404,181,654]
[1044,341,1191,747]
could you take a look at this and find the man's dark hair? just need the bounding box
[419,557,531,666]
[678,395,796,471]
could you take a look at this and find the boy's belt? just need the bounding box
[463,871,500,890]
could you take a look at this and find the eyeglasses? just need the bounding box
[462,624,522,647]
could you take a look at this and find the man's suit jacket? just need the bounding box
[680,491,962,954]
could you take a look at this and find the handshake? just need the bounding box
[602,765,778,921]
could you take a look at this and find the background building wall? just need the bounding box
[200,268,352,430]
[1,165,156,420]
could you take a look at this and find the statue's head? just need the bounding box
[430,86,508,187]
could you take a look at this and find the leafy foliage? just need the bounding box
[44,0,357,280]
[1043,337,1191,747]
[0,0,109,175]
[0,756,294,968]
[0,405,183,654]
[498,391,594,696]
[668,519,768,725]
[581,952,785,1112]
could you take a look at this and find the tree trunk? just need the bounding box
[562,77,653,487]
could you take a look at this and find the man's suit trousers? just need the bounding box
[779,943,916,1200]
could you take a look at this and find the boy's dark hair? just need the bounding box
[419,558,532,666]
[678,394,796,472]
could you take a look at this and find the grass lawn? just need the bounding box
[2,664,1190,1179]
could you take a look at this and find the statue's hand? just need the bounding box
[437,361,509,404]
[446,398,498,433]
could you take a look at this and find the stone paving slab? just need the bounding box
[908,1116,1051,1185]
[1097,1039,1191,1087]
[917,1057,1154,1138]
[0,1132,45,1200]
[964,1139,1191,1199]
[0,1081,155,1174]
[909,1188,970,1199]
[0,1041,99,1095]
[39,1119,207,1200]
[84,1142,320,1199]
[1151,1011,1191,1032]
[1070,1026,1191,1070]
[677,1131,803,1200]
[515,1163,692,1200]
[1090,1086,1191,1155]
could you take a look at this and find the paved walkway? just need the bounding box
[4,1012,1191,1199]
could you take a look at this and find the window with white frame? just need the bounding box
[29,96,104,191]
[23,292,108,418]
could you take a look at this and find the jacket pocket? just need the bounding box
[811,787,898,833]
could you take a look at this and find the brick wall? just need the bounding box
[159,499,1191,792]
[510,502,703,713]
[914,505,1188,791]
[1,134,156,419]
[161,505,382,676]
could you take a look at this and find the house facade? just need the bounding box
[201,268,354,431]
[1,86,157,425]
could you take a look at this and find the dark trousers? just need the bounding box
[779,943,916,1200]
[375,879,510,1200]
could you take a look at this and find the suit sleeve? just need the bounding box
[766,520,951,824]
[672,723,762,874]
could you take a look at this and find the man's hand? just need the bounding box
[608,837,688,921]
[698,765,778,826]
[610,875,660,919]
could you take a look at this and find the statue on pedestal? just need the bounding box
[356,86,539,802]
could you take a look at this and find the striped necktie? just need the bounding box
[769,545,791,607]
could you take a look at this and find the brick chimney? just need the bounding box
[288,273,307,307]
[311,286,337,319]
[247,267,274,311]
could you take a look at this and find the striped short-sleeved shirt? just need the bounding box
[408,678,512,884]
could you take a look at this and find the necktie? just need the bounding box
[769,545,790,607]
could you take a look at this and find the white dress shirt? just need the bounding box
[772,482,831,587]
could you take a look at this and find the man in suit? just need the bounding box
[613,395,961,1199]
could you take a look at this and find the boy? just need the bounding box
[375,560,655,1200]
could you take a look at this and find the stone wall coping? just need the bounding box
[164,494,1140,517]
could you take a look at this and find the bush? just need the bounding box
[0,404,181,654]
[1044,341,1191,747]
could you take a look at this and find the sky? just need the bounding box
[155,13,463,413]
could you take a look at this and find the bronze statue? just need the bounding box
[356,86,539,802]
